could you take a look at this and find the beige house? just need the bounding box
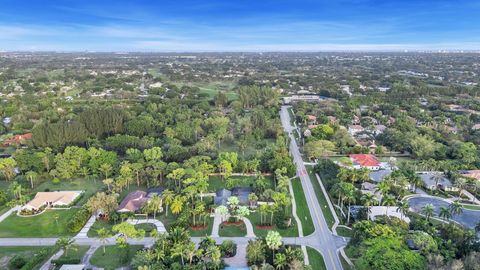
[24,191,83,210]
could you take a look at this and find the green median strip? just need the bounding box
[291,178,315,236]
[306,247,327,270]
[305,166,336,229]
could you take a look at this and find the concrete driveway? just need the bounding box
[407,196,480,229]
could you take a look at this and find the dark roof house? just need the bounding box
[117,190,148,212]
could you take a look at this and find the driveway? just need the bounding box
[407,196,480,229]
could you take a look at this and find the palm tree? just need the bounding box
[148,194,163,219]
[343,188,356,224]
[99,163,113,180]
[97,228,112,254]
[274,253,287,270]
[408,174,423,192]
[449,200,463,217]
[377,181,391,204]
[266,231,282,262]
[170,196,185,216]
[337,168,350,182]
[431,172,444,190]
[103,178,113,192]
[361,193,376,220]
[396,200,410,220]
[382,194,396,216]
[454,178,467,197]
[25,171,38,189]
[55,237,77,256]
[331,182,345,207]
[184,242,196,265]
[161,189,175,217]
[422,203,434,221]
[172,242,186,266]
[358,168,370,183]
[439,207,452,221]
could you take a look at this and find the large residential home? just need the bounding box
[306,115,317,125]
[214,187,253,206]
[418,173,458,192]
[117,190,148,212]
[350,154,381,170]
[24,191,83,210]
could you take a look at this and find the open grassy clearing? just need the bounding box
[208,175,274,192]
[291,178,315,236]
[305,165,336,229]
[306,247,327,270]
[0,208,80,237]
[248,211,299,237]
[218,221,247,237]
[90,245,143,270]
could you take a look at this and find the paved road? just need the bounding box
[280,105,345,270]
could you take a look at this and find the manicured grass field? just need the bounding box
[306,247,327,270]
[248,211,299,237]
[218,221,246,237]
[306,166,336,229]
[336,226,353,237]
[291,178,315,236]
[53,246,89,269]
[0,208,80,237]
[208,175,274,192]
[90,245,143,270]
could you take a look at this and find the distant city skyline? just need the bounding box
[1,0,480,52]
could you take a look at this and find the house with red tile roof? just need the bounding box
[117,190,148,212]
[350,154,381,170]
[1,133,32,147]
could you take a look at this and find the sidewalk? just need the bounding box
[0,205,20,222]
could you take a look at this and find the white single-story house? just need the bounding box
[369,206,411,223]
[23,191,83,210]
[418,173,458,192]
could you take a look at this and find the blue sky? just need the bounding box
[1,0,480,51]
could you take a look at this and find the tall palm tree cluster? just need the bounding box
[423,200,464,222]
[131,228,225,270]
[247,231,306,270]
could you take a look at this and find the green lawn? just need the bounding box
[218,222,247,237]
[461,204,480,210]
[208,175,274,192]
[189,216,214,237]
[90,245,143,270]
[336,226,353,237]
[0,208,81,237]
[291,178,315,236]
[53,246,89,269]
[306,247,326,270]
[306,166,336,229]
[248,211,299,237]
[0,246,47,269]
[33,177,104,206]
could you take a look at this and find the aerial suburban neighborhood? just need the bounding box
[1,1,480,270]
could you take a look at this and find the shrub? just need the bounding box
[51,258,81,266]
[220,240,237,257]
[20,247,55,270]
[67,208,91,232]
[9,255,26,269]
